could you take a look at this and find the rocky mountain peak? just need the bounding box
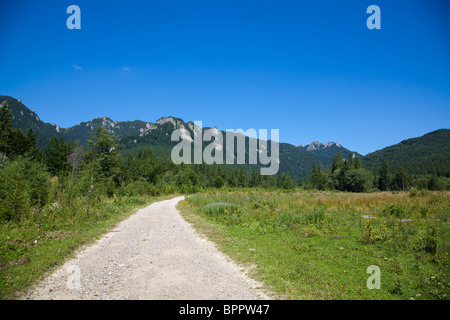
[302,141,342,151]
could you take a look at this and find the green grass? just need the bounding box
[179,189,450,300]
[0,193,176,300]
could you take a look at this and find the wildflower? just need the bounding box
[49,202,60,211]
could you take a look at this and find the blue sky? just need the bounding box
[1,0,449,155]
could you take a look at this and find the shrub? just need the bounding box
[0,169,28,221]
[120,180,150,196]
[0,157,50,221]
[415,227,437,254]
[214,176,225,188]
[344,168,373,193]
[382,204,406,218]
[0,154,9,169]
[360,219,389,244]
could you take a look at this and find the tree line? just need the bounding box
[306,151,449,192]
[1,102,295,221]
[1,100,448,221]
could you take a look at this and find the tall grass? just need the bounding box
[181,190,450,299]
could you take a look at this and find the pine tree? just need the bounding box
[347,152,354,169]
[24,128,41,160]
[331,152,343,173]
[249,171,260,187]
[0,102,12,157]
[237,167,248,187]
[392,166,407,191]
[8,128,30,159]
[335,158,349,191]
[87,127,122,183]
[353,154,362,169]
[282,172,293,189]
[44,137,77,176]
[0,103,40,160]
[378,160,390,191]
[311,161,325,190]
[213,175,224,188]
[427,170,438,191]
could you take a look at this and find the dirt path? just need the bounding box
[23,196,270,300]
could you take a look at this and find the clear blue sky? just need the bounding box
[1,0,449,155]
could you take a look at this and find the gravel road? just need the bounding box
[23,196,270,300]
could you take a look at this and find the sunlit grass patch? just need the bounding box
[180,190,450,300]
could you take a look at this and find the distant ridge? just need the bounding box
[362,129,450,176]
[3,94,448,178]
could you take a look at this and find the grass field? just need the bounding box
[179,189,450,300]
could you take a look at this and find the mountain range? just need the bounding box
[1,95,449,179]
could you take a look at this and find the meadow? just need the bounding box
[179,189,449,300]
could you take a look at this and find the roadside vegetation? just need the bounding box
[0,192,171,299]
[0,104,182,299]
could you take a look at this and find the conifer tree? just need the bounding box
[427,169,438,191]
[331,152,343,174]
[353,154,362,169]
[87,127,121,182]
[44,137,76,176]
[392,166,407,191]
[347,152,354,168]
[311,161,325,190]
[24,128,41,160]
[8,128,30,159]
[213,175,224,188]
[378,160,390,191]
[0,102,12,157]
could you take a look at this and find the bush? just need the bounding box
[214,176,225,188]
[360,219,389,244]
[0,167,28,221]
[0,154,9,169]
[415,227,437,254]
[382,204,406,218]
[0,157,50,221]
[345,168,373,193]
